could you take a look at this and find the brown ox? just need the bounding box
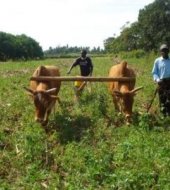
[108,61,142,123]
[25,65,61,126]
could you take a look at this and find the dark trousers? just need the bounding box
[158,79,170,116]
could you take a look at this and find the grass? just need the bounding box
[0,55,170,189]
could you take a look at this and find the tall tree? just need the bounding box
[0,32,43,61]
[104,0,170,53]
[137,0,170,51]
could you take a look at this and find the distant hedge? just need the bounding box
[0,32,43,61]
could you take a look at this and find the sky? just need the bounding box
[0,0,154,51]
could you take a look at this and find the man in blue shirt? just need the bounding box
[152,44,170,116]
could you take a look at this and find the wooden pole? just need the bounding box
[147,87,158,112]
[30,76,135,82]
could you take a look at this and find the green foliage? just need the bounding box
[0,32,43,61]
[105,0,170,53]
[44,45,105,58]
[0,57,170,189]
[138,0,170,51]
[119,49,146,59]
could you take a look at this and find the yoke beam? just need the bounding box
[30,76,135,82]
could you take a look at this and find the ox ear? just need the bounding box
[45,88,57,94]
[113,90,123,97]
[24,87,35,95]
[130,86,143,95]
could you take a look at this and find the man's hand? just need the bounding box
[157,80,163,86]
[155,78,162,85]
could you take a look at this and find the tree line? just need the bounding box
[0,32,43,61]
[44,45,105,58]
[0,0,169,61]
[104,0,170,53]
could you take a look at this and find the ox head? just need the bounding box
[113,86,143,123]
[24,87,58,126]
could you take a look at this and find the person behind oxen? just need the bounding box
[152,44,170,116]
[67,49,93,101]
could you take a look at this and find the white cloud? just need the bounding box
[0,0,154,50]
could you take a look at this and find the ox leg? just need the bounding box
[41,106,53,127]
[125,115,132,125]
[42,110,51,127]
[112,95,120,112]
[87,82,92,93]
[56,97,61,105]
[41,120,48,126]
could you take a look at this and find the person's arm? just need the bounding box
[88,57,93,76]
[67,64,74,74]
[67,59,78,74]
[152,60,160,83]
[90,64,93,76]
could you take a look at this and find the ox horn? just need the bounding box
[130,86,143,94]
[46,88,57,94]
[24,87,35,94]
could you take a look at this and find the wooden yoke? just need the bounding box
[30,76,136,82]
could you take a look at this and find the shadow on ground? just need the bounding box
[45,100,93,144]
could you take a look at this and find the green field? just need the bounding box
[0,56,170,189]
